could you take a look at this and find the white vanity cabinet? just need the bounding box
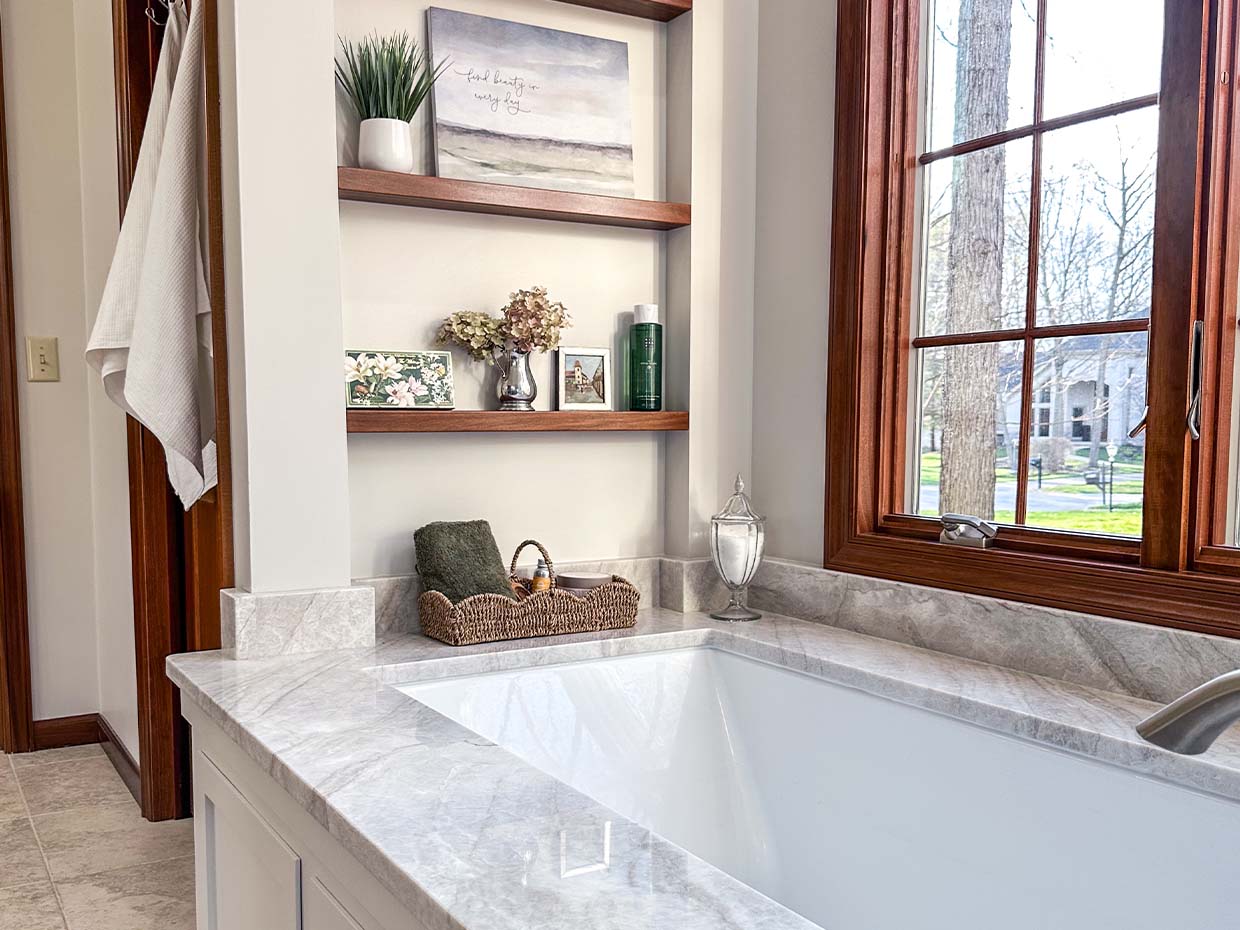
[194,753,301,930]
[185,702,431,930]
[303,878,368,930]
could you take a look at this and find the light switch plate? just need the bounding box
[26,337,59,382]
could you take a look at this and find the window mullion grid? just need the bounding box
[917,94,1159,167]
[911,318,1149,349]
[1015,0,1050,526]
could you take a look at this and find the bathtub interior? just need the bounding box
[399,647,1239,930]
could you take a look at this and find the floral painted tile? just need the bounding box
[345,350,455,409]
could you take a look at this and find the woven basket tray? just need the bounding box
[418,540,640,646]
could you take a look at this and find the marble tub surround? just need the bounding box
[748,558,1240,705]
[221,585,376,658]
[356,556,663,637]
[168,611,1240,930]
[315,555,1240,701]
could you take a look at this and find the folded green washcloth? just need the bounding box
[414,520,517,604]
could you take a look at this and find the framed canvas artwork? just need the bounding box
[557,347,612,411]
[427,8,635,197]
[345,350,456,409]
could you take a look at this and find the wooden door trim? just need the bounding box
[113,0,189,822]
[0,25,33,755]
[112,0,233,820]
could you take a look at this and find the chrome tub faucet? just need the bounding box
[1137,670,1240,755]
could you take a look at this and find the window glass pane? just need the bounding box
[926,0,1037,152]
[1043,0,1163,120]
[1023,332,1147,536]
[914,341,1024,520]
[921,138,1031,337]
[1035,108,1158,327]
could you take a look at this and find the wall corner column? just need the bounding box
[664,0,760,558]
[215,0,351,594]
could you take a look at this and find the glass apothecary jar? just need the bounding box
[709,475,765,622]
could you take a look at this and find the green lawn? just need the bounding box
[994,505,1143,537]
[920,451,1144,494]
[918,449,1145,536]
[1035,481,1144,496]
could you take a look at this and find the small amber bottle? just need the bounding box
[531,559,552,593]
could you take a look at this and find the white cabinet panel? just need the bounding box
[196,751,301,930]
[304,877,370,930]
[184,707,432,930]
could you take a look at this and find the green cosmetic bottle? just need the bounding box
[630,303,663,412]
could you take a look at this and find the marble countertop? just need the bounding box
[167,609,1240,930]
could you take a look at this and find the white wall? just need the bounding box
[213,0,772,584]
[663,0,759,559]
[336,0,671,578]
[73,0,138,758]
[342,200,667,575]
[751,0,836,564]
[1,0,135,752]
[3,0,99,722]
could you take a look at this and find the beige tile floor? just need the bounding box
[0,745,195,930]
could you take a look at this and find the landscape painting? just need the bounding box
[427,8,635,197]
[557,347,612,411]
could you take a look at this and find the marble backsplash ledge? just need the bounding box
[662,557,730,614]
[221,585,376,659]
[747,558,1240,705]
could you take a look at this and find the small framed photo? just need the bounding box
[557,347,613,411]
[344,349,456,409]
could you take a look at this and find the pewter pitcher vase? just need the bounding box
[497,349,537,411]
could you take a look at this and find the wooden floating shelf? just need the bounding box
[338,168,691,231]
[347,410,689,434]
[549,0,691,21]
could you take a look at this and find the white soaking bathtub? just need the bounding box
[398,646,1240,930]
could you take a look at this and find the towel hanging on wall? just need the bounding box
[87,0,216,509]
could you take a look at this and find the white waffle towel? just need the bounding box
[87,0,216,509]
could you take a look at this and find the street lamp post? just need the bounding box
[1106,442,1119,512]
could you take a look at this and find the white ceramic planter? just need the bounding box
[358,118,414,173]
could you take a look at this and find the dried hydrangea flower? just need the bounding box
[437,288,572,365]
[500,286,572,353]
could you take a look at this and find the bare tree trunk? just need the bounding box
[941,0,1012,518]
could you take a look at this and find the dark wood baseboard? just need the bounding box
[98,714,141,805]
[32,713,101,750]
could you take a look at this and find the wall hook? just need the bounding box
[145,0,175,27]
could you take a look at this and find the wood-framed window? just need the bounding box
[826,0,1240,637]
